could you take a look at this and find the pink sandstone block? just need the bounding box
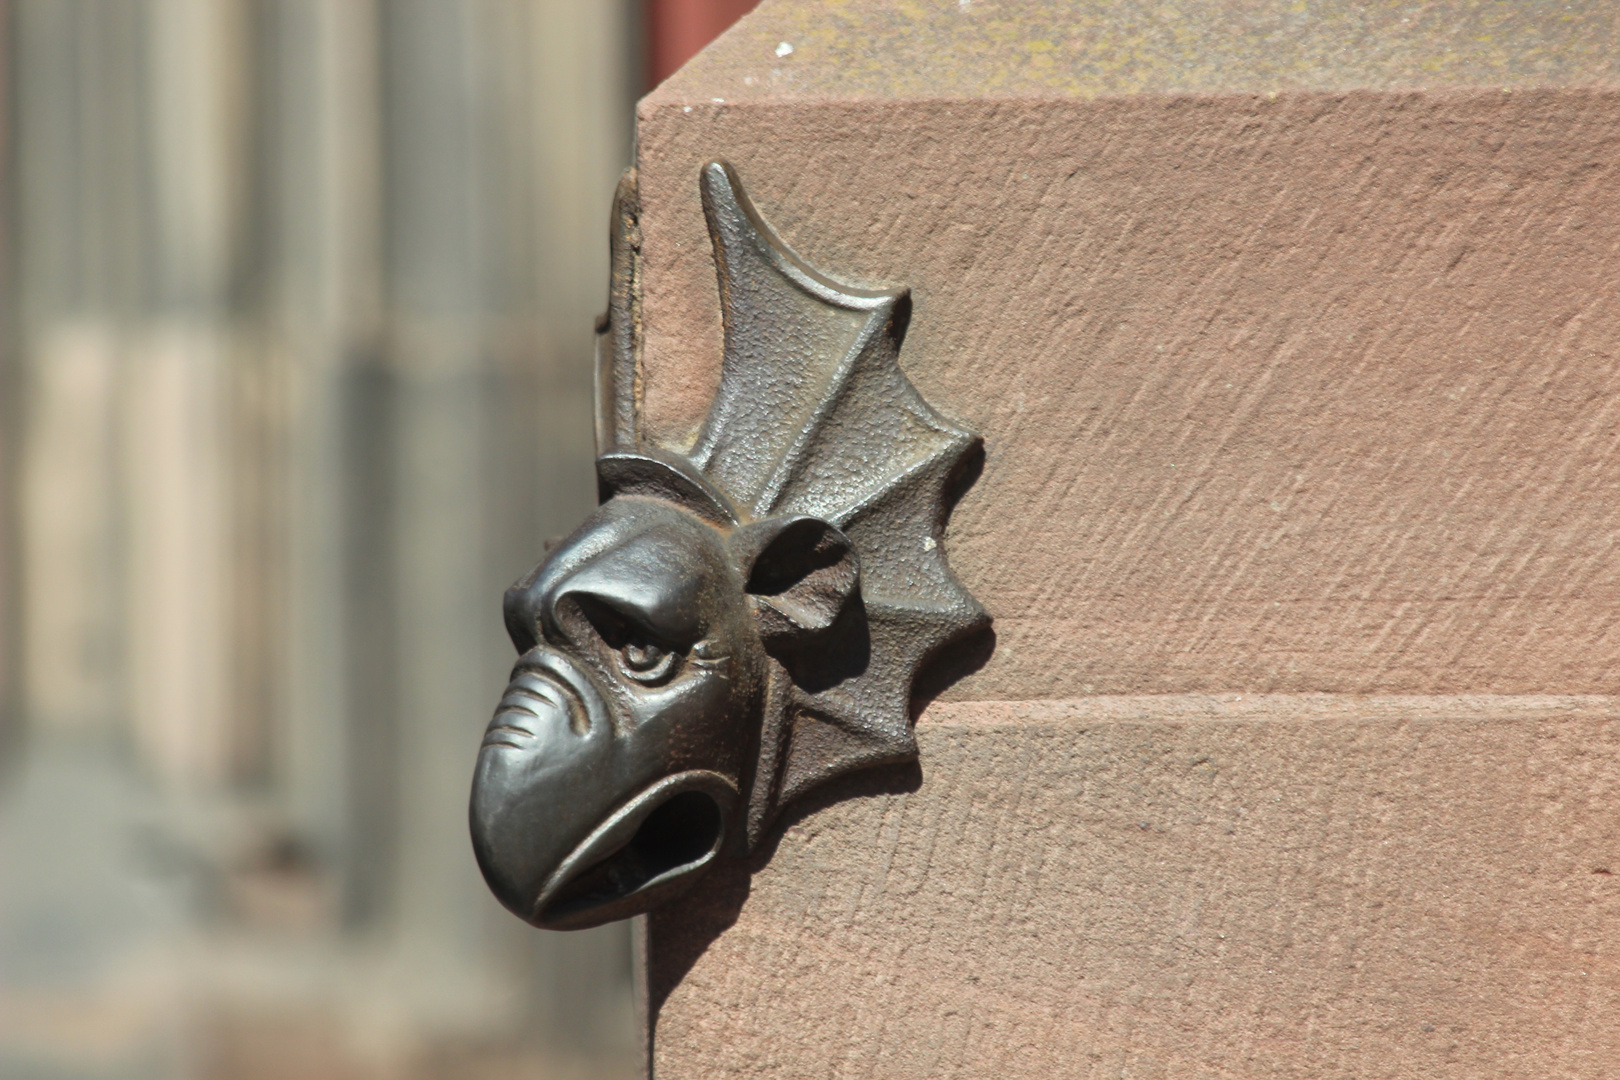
[635,3,1620,1075]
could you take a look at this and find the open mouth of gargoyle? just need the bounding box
[531,770,737,930]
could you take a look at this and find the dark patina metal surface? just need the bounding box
[469,162,987,930]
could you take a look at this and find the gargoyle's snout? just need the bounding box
[469,648,738,931]
[470,650,610,922]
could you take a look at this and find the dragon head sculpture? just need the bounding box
[469,162,986,930]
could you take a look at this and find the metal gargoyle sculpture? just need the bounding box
[469,162,986,930]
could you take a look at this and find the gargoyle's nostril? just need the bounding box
[483,661,591,747]
[506,674,569,712]
[481,719,529,750]
[482,670,592,748]
[482,724,533,750]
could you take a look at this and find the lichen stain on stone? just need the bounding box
[652,0,1620,103]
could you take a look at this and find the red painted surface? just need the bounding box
[646,0,759,88]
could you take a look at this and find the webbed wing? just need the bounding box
[688,163,989,846]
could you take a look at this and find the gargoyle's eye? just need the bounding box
[573,597,682,685]
[619,636,676,684]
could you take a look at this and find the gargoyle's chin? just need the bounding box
[529,770,738,931]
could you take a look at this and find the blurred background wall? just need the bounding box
[0,2,755,1078]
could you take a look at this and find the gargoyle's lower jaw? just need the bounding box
[530,770,738,931]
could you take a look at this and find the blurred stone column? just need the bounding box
[13,0,145,744]
[16,0,241,789]
[5,0,642,1071]
[122,0,242,796]
[6,5,234,1075]
[0,2,17,765]
[370,0,636,1051]
[238,0,382,922]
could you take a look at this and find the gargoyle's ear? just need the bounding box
[729,516,860,646]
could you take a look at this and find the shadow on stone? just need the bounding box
[644,758,925,1029]
[911,622,996,719]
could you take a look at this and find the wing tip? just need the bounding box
[701,159,901,311]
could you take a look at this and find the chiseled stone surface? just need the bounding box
[637,89,1620,704]
[637,3,1620,1076]
[651,697,1620,1078]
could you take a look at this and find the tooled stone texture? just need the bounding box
[637,3,1620,1076]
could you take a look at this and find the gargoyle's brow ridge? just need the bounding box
[596,447,737,526]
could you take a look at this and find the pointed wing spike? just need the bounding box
[687,161,902,514]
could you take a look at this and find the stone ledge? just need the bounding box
[655,0,1620,104]
[650,695,1620,1078]
[922,693,1620,725]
